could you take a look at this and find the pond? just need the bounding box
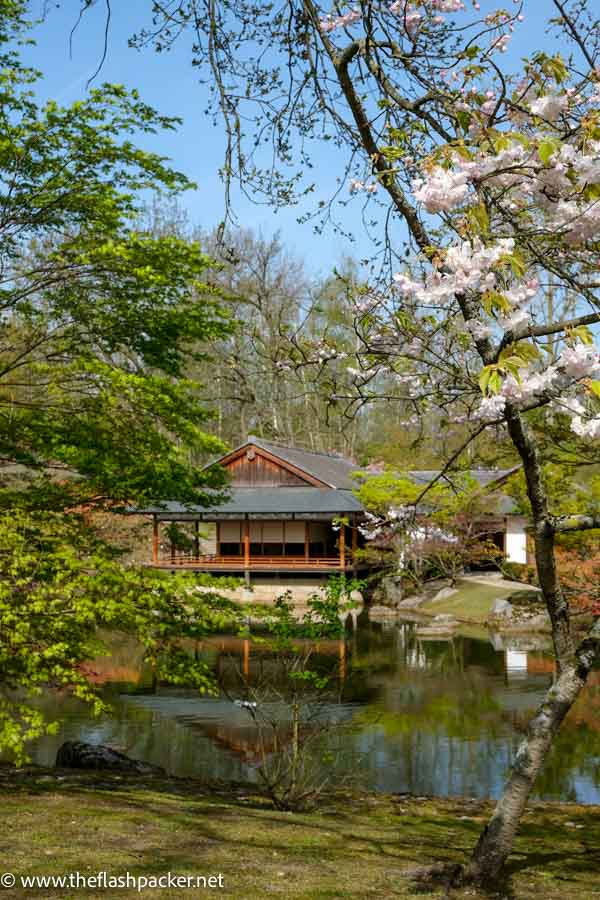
[25,619,600,803]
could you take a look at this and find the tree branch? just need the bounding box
[496,311,600,357]
[554,513,600,533]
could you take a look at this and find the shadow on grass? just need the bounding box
[3,771,600,898]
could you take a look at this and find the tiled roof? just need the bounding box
[408,468,520,489]
[133,487,364,519]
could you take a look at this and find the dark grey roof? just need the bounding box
[209,436,360,490]
[134,487,364,519]
[408,468,519,489]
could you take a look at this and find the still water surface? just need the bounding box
[28,619,600,803]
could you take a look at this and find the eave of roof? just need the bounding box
[132,487,364,519]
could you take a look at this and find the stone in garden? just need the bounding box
[491,599,513,618]
[55,741,165,775]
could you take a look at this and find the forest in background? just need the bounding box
[144,202,518,468]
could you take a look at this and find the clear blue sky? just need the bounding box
[25,0,560,277]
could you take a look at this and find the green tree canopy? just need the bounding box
[0,2,240,761]
[0,1,233,511]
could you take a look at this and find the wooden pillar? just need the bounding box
[152,517,159,564]
[243,518,250,567]
[352,519,358,574]
[216,522,221,557]
[339,523,345,569]
[193,520,200,558]
[304,521,309,562]
[243,517,250,586]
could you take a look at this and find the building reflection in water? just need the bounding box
[22,619,600,804]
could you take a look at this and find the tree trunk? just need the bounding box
[462,405,589,886]
[467,663,585,884]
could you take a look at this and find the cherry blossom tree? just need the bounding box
[77,0,600,888]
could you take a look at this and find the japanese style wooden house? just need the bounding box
[139,437,366,579]
[134,436,529,580]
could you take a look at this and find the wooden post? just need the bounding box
[193,520,200,558]
[352,520,358,573]
[152,517,159,564]
[339,523,345,569]
[243,518,250,566]
[304,522,309,562]
[243,517,250,586]
[216,521,221,557]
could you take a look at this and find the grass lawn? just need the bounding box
[1,770,599,898]
[423,580,519,623]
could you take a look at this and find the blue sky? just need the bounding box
[25,0,560,277]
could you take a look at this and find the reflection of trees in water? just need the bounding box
[533,722,600,801]
[20,624,600,802]
[530,681,600,800]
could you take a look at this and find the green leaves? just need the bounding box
[0,510,242,762]
[0,14,238,509]
[479,343,540,394]
[538,137,562,165]
[481,290,511,315]
[0,7,245,761]
[569,324,594,346]
[467,202,490,236]
[542,54,569,85]
[479,366,502,395]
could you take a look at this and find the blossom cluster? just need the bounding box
[412,166,469,213]
[321,0,469,37]
[319,8,361,32]
[393,237,516,306]
[410,114,600,244]
[349,178,379,194]
[476,342,600,438]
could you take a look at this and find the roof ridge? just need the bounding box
[248,435,352,462]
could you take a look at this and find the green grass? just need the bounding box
[1,770,599,898]
[423,580,518,623]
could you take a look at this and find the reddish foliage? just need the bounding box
[555,546,600,612]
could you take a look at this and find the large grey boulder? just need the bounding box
[375,576,404,607]
[55,741,165,775]
[491,598,513,618]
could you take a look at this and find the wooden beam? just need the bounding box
[152,517,159,564]
[339,523,345,569]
